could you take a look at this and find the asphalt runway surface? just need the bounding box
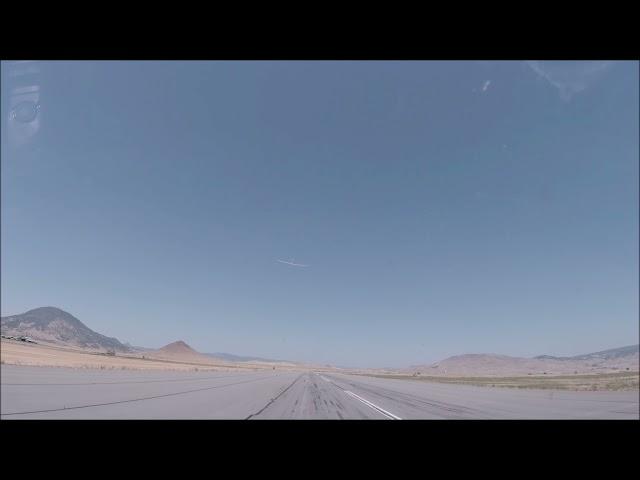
[1,366,638,419]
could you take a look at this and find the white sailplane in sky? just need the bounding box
[277,258,309,267]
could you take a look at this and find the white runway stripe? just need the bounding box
[343,390,402,420]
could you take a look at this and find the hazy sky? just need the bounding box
[1,61,638,368]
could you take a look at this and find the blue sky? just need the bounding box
[1,61,638,368]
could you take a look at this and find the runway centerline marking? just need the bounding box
[343,390,402,419]
[317,373,401,419]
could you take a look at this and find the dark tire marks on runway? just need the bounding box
[328,375,484,418]
[245,374,303,419]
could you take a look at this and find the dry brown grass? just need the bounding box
[0,339,246,372]
[0,338,310,373]
[360,371,640,391]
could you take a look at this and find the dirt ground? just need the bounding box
[0,339,271,372]
[360,371,640,391]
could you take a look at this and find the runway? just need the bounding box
[1,366,637,419]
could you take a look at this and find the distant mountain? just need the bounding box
[1,307,131,353]
[145,340,225,364]
[534,345,639,361]
[408,345,639,377]
[158,340,198,355]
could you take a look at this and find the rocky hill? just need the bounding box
[1,307,131,353]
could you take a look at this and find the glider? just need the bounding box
[277,258,309,267]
